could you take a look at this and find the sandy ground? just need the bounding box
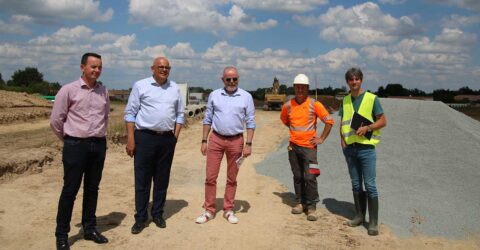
[0,109,479,249]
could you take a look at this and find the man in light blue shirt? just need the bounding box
[124,57,184,234]
[195,66,255,224]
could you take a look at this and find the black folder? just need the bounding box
[350,112,373,140]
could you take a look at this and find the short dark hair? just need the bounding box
[345,67,363,82]
[81,52,101,65]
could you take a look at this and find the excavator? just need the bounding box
[263,77,286,111]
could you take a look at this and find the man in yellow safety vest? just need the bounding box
[339,68,387,236]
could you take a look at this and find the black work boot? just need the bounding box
[367,196,379,236]
[347,191,366,227]
[56,237,70,250]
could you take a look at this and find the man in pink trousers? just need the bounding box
[195,66,256,224]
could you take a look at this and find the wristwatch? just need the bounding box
[245,142,252,146]
[367,125,372,132]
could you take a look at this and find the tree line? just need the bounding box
[249,83,479,103]
[1,67,478,104]
[0,67,60,96]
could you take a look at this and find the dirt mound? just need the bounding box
[0,147,58,181]
[0,90,52,108]
[0,90,53,124]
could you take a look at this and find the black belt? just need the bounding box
[213,130,242,138]
[348,143,374,149]
[138,129,174,136]
[64,135,106,142]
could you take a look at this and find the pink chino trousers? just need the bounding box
[203,131,243,214]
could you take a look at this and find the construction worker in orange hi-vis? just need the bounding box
[280,73,334,221]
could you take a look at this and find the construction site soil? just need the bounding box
[0,91,479,249]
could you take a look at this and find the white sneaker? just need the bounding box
[195,211,214,224]
[223,210,239,224]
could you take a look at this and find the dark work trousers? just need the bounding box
[288,143,319,209]
[134,130,177,223]
[55,136,106,239]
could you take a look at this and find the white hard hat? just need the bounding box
[293,74,309,85]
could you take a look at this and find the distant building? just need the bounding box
[109,89,130,101]
[189,92,204,104]
[177,83,189,108]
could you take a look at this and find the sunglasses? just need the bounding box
[157,66,171,70]
[225,77,238,82]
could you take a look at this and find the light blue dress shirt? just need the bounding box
[203,87,256,136]
[124,76,184,131]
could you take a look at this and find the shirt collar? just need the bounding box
[150,76,170,87]
[221,87,241,97]
[79,77,99,89]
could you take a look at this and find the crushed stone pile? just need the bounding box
[256,98,480,239]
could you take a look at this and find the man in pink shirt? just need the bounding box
[50,53,110,250]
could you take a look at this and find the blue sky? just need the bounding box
[1,0,479,92]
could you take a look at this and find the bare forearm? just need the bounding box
[245,128,254,143]
[202,125,211,140]
[319,123,332,141]
[174,123,182,138]
[126,122,135,139]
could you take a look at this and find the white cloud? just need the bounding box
[378,0,406,4]
[361,28,477,74]
[0,0,113,23]
[29,26,94,45]
[129,0,277,35]
[294,2,420,45]
[442,14,480,28]
[319,48,360,70]
[232,0,328,12]
[0,15,33,35]
[0,24,478,91]
[427,0,480,12]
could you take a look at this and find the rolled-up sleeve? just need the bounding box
[203,93,214,125]
[245,94,256,129]
[50,86,69,140]
[124,83,140,123]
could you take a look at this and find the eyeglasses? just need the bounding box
[157,66,171,70]
[225,77,238,82]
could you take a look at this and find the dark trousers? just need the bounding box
[288,143,319,209]
[55,136,106,238]
[134,130,177,223]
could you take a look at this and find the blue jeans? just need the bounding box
[134,130,177,223]
[55,136,106,238]
[342,144,378,198]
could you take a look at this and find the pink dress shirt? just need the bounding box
[50,78,110,140]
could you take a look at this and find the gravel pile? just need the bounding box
[256,98,480,239]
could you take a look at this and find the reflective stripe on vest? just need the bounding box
[286,98,316,132]
[341,92,381,146]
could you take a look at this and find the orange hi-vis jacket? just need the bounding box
[280,97,334,148]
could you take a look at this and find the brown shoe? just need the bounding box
[291,204,304,214]
[306,208,318,221]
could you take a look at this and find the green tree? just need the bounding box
[409,88,426,96]
[385,83,408,96]
[432,89,455,103]
[0,72,5,86]
[279,84,287,94]
[457,86,474,95]
[10,67,44,86]
[376,86,386,97]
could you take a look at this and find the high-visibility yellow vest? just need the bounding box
[341,92,381,146]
